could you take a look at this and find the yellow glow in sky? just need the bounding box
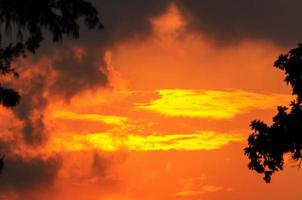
[51,110,128,126]
[137,89,291,119]
[49,131,243,152]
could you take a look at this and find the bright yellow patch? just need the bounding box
[50,131,243,152]
[137,89,291,119]
[51,110,128,126]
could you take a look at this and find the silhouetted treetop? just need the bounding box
[274,44,302,101]
[245,44,302,183]
[0,0,103,107]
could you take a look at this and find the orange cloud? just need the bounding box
[174,185,225,197]
[51,110,128,126]
[137,89,291,119]
[150,3,185,38]
[48,131,243,152]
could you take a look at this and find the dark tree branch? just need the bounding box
[245,44,302,183]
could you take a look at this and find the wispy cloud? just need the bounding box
[49,131,243,152]
[51,110,128,126]
[174,175,231,197]
[174,185,226,197]
[137,89,291,119]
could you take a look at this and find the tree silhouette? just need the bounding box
[244,43,302,183]
[0,0,102,172]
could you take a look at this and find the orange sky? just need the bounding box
[0,3,301,200]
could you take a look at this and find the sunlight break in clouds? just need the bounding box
[49,131,243,152]
[137,89,291,119]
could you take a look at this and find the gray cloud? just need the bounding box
[50,47,107,98]
[51,0,172,89]
[175,0,302,46]
[0,154,62,194]
[92,152,110,177]
[11,67,49,146]
[90,152,120,188]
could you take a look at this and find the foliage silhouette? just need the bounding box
[244,43,302,183]
[0,0,102,172]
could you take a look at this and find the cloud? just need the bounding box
[90,0,171,43]
[0,155,62,195]
[89,0,302,46]
[125,132,243,151]
[137,89,291,119]
[174,175,229,197]
[10,58,53,146]
[174,185,225,197]
[57,151,122,192]
[92,152,111,177]
[49,131,243,152]
[51,110,128,126]
[175,0,302,46]
[50,46,108,98]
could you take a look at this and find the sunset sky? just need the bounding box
[1,1,302,200]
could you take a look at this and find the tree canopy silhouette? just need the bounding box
[244,43,302,183]
[0,0,102,172]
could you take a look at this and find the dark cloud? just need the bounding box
[0,155,62,194]
[47,0,302,48]
[51,47,107,98]
[90,152,120,188]
[92,152,111,177]
[92,0,171,42]
[31,0,172,98]
[61,152,121,189]
[12,68,49,146]
[175,0,302,46]
[48,0,172,93]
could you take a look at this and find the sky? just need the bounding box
[1,1,302,200]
